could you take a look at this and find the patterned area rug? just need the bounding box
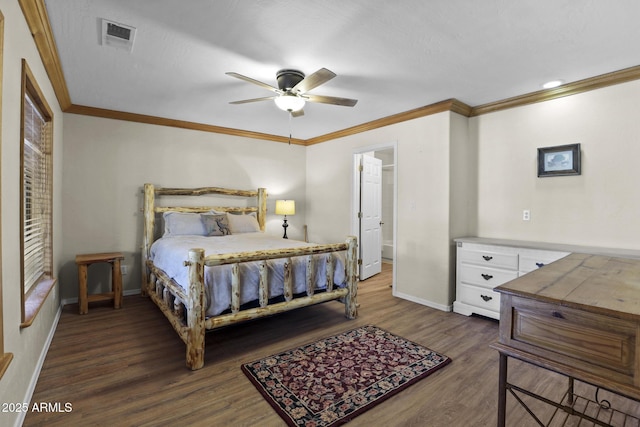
[241,325,451,427]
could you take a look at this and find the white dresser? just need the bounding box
[453,238,570,320]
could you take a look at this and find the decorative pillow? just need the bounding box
[227,212,261,234]
[201,214,232,236]
[163,211,208,236]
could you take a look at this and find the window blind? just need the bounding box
[22,93,52,293]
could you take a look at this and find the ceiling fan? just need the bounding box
[226,68,358,117]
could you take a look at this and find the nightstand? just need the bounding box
[75,252,124,314]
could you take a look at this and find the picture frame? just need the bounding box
[537,143,581,177]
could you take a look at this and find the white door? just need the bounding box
[359,154,382,280]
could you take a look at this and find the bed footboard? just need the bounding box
[185,248,206,369]
[144,249,207,370]
[203,236,358,328]
[149,237,357,370]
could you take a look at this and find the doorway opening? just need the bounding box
[352,142,397,292]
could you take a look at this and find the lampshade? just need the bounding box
[275,199,295,216]
[274,95,305,112]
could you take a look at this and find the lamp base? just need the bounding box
[282,218,289,239]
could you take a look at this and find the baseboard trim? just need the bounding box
[393,290,452,312]
[15,302,63,427]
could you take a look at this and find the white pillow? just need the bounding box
[163,211,208,236]
[227,212,261,234]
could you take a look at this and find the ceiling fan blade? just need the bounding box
[229,96,277,105]
[291,109,305,118]
[226,72,280,93]
[292,68,336,94]
[305,94,358,107]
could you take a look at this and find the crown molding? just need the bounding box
[66,104,306,145]
[470,64,640,116]
[20,1,640,145]
[19,0,71,110]
[305,99,471,145]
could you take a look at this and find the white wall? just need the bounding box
[473,80,640,249]
[1,2,64,426]
[60,114,307,300]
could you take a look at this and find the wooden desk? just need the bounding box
[492,253,640,426]
[76,252,124,314]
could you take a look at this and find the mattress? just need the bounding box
[150,232,346,317]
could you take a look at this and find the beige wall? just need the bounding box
[448,112,477,301]
[1,2,64,426]
[449,112,476,239]
[305,112,462,310]
[60,114,307,300]
[472,80,640,249]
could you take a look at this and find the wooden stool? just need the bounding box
[76,252,124,314]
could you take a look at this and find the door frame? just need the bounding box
[351,142,397,291]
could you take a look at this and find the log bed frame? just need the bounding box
[142,184,358,370]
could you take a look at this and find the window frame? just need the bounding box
[20,59,56,328]
[0,10,13,378]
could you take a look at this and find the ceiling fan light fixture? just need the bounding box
[274,95,305,112]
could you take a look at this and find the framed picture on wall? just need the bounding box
[537,143,581,177]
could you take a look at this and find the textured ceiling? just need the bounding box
[44,0,640,140]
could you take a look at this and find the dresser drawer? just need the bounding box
[508,296,638,382]
[459,264,518,289]
[519,250,569,274]
[458,284,500,312]
[458,248,518,270]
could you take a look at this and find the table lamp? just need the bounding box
[275,199,295,239]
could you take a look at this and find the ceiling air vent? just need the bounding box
[101,19,136,52]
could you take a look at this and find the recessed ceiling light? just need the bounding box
[542,80,563,89]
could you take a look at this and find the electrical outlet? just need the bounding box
[522,210,531,221]
[121,265,128,275]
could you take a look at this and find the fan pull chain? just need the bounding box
[288,111,292,145]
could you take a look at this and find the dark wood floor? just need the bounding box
[25,263,640,426]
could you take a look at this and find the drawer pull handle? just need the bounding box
[552,311,564,319]
[480,295,492,302]
[536,262,545,268]
[481,273,494,280]
[482,256,493,261]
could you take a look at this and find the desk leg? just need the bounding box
[498,353,507,427]
[568,377,574,405]
[78,264,88,315]
[113,259,123,309]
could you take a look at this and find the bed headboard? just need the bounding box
[141,183,267,270]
